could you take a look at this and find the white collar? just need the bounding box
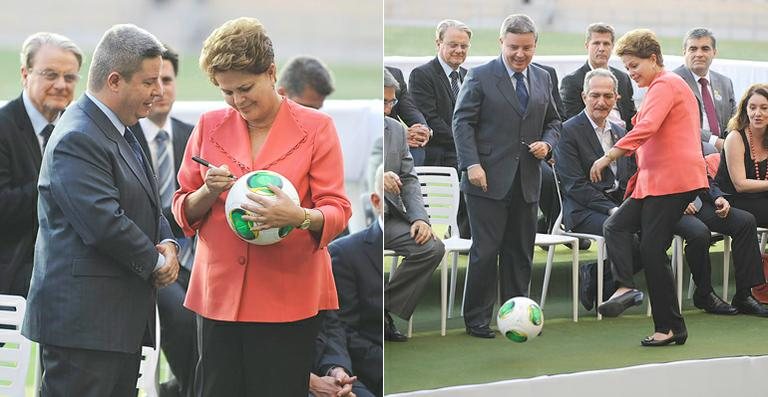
[22,90,59,135]
[139,117,173,143]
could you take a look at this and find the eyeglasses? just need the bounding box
[384,98,398,107]
[442,42,471,51]
[30,69,80,84]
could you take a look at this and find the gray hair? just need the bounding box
[684,27,717,50]
[586,22,615,44]
[583,68,618,94]
[278,56,335,97]
[374,163,384,198]
[20,32,83,70]
[383,67,400,91]
[436,19,473,41]
[499,14,538,42]
[88,24,165,92]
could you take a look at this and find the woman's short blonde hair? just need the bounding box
[199,17,274,85]
[614,29,664,67]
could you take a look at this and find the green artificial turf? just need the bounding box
[384,243,768,394]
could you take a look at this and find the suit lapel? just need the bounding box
[171,118,190,180]
[11,96,43,169]
[580,112,604,158]
[79,95,158,207]
[363,222,383,277]
[130,122,154,172]
[493,57,525,116]
[431,57,456,106]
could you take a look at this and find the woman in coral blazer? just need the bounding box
[590,29,708,347]
[171,18,351,396]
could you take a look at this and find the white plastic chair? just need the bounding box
[136,306,161,397]
[550,164,608,319]
[414,166,470,336]
[0,294,33,397]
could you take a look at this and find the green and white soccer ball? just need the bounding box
[497,297,544,342]
[224,170,300,245]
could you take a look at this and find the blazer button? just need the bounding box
[238,256,246,265]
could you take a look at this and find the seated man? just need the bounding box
[383,69,445,341]
[555,68,639,311]
[319,165,388,397]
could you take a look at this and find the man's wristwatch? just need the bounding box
[298,208,311,230]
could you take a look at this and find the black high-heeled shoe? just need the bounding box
[640,330,688,347]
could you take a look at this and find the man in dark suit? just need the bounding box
[22,24,179,396]
[277,55,335,110]
[409,19,472,237]
[385,66,430,166]
[313,165,385,397]
[673,27,736,154]
[559,22,636,131]
[0,32,83,297]
[556,69,640,311]
[131,45,195,397]
[454,14,560,338]
[383,69,445,341]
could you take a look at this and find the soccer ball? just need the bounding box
[497,297,544,343]
[224,170,300,245]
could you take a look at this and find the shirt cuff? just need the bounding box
[153,239,179,271]
[468,164,481,170]
[708,135,719,145]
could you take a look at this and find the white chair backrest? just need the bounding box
[136,305,161,397]
[0,294,32,397]
[414,166,460,235]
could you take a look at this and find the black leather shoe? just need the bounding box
[597,289,644,317]
[385,312,408,342]
[465,325,495,338]
[732,294,768,317]
[694,291,738,315]
[579,263,596,311]
[640,330,688,347]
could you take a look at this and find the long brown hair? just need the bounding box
[728,84,768,148]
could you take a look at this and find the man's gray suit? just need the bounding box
[23,94,173,382]
[673,65,736,151]
[453,57,560,328]
[383,116,444,320]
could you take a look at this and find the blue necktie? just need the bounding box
[154,130,173,209]
[513,72,529,111]
[124,127,148,176]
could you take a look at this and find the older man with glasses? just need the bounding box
[0,32,83,298]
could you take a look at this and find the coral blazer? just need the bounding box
[172,99,351,322]
[614,71,708,199]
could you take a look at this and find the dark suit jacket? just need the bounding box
[22,94,173,353]
[672,65,736,141]
[386,66,427,127]
[383,116,428,223]
[409,56,467,150]
[555,111,636,230]
[453,58,561,202]
[132,117,194,238]
[327,222,383,395]
[532,62,566,121]
[0,95,42,294]
[560,62,636,130]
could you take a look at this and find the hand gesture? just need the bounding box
[528,141,550,160]
[152,242,179,288]
[714,196,730,218]
[384,171,402,195]
[240,184,303,231]
[203,163,235,196]
[590,156,611,182]
[468,165,487,192]
[410,220,434,245]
